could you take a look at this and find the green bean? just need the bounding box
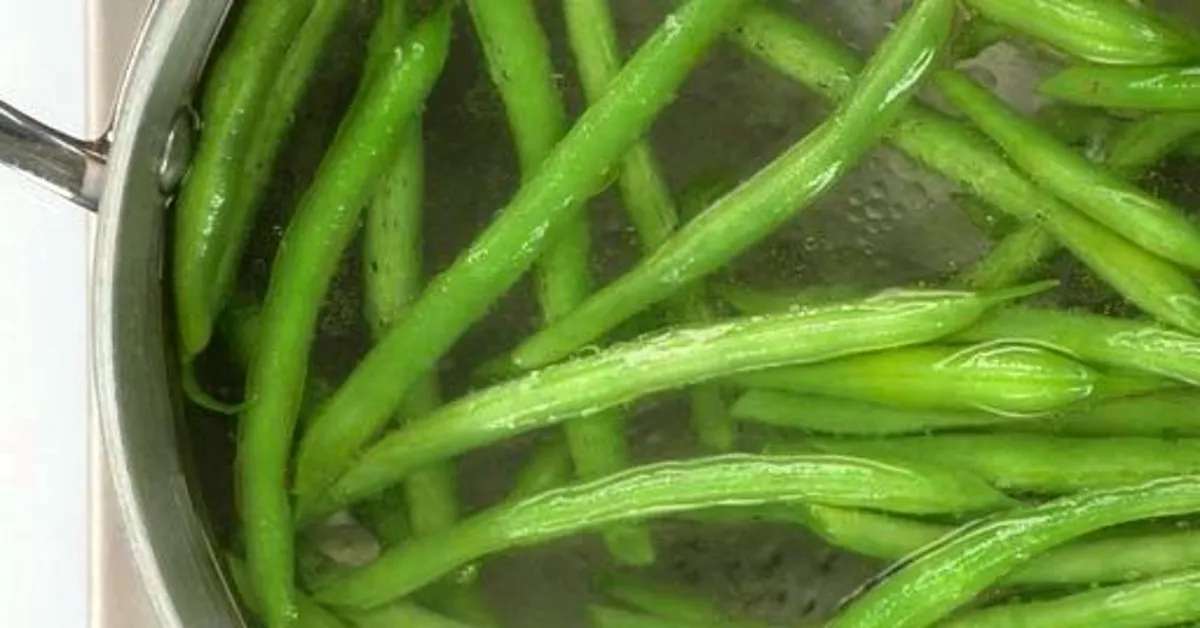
[342,601,476,628]
[728,5,1200,328]
[292,0,753,507]
[828,476,1200,628]
[959,224,1058,290]
[735,344,1097,416]
[938,71,1200,273]
[238,9,453,626]
[468,0,653,566]
[1042,64,1200,111]
[173,0,316,362]
[798,434,1200,494]
[943,569,1200,628]
[1108,113,1200,175]
[953,19,1012,60]
[1021,390,1200,437]
[732,391,1030,435]
[588,606,697,628]
[959,306,1200,385]
[311,454,1016,609]
[1037,103,1121,149]
[227,554,349,628]
[598,574,734,625]
[961,0,1200,66]
[506,0,953,369]
[804,504,1200,586]
[298,285,1046,519]
[507,437,574,502]
[564,0,732,451]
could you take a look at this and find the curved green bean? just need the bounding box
[564,0,733,452]
[1107,112,1200,175]
[729,5,1200,327]
[238,10,453,626]
[942,569,1200,628]
[732,391,1030,435]
[173,0,315,362]
[508,0,955,369]
[735,344,1098,416]
[937,71,1200,273]
[804,504,1200,586]
[1042,65,1200,111]
[961,0,1200,66]
[298,285,1047,520]
[311,454,1015,609]
[827,476,1200,628]
[292,0,753,506]
[958,306,1200,385]
[798,434,1200,494]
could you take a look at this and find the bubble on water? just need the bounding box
[864,203,885,221]
[803,236,821,252]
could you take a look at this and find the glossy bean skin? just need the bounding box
[942,569,1200,628]
[732,390,1029,435]
[958,306,1200,385]
[507,0,956,369]
[565,0,733,452]
[297,286,1044,520]
[962,0,1200,66]
[735,344,1098,417]
[797,434,1200,494]
[937,71,1200,273]
[311,455,1015,609]
[804,503,1200,587]
[1042,65,1200,111]
[469,0,653,566]
[292,0,753,506]
[1107,112,1200,175]
[173,0,315,362]
[728,5,1200,333]
[237,10,454,626]
[1018,390,1200,437]
[828,476,1200,628]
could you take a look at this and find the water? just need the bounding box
[186,0,1200,625]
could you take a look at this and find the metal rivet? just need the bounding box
[158,106,197,195]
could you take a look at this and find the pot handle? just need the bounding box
[0,99,108,212]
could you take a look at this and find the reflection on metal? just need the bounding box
[0,100,107,211]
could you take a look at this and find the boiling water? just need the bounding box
[184,1,1200,625]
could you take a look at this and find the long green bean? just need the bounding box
[961,0,1200,66]
[173,0,316,362]
[563,0,733,452]
[292,0,753,506]
[238,9,453,626]
[507,437,574,502]
[828,476,1200,628]
[959,224,1059,290]
[298,285,1046,520]
[938,70,1200,273]
[943,569,1200,628]
[1042,64,1200,111]
[735,344,1097,416]
[958,306,1200,385]
[797,434,1200,494]
[732,391,1031,435]
[804,504,1200,586]
[1019,390,1200,437]
[468,0,653,566]
[1108,112,1200,175]
[508,0,955,370]
[728,5,1200,330]
[311,454,1015,609]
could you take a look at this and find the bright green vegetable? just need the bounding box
[468,0,653,566]
[1020,390,1200,437]
[827,476,1200,628]
[508,0,955,369]
[292,0,754,507]
[342,601,476,628]
[961,0,1200,66]
[1042,64,1200,111]
[959,224,1058,290]
[798,434,1200,494]
[597,574,746,626]
[958,306,1200,385]
[298,285,1046,520]
[588,606,693,628]
[228,554,349,628]
[311,454,1015,609]
[804,504,1200,586]
[238,9,453,626]
[732,390,1030,435]
[173,0,316,362]
[953,19,1012,60]
[942,569,1200,628]
[735,344,1097,416]
[563,0,733,451]
[1107,112,1200,174]
[507,437,574,502]
[937,70,1200,273]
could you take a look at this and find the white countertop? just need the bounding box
[0,2,92,627]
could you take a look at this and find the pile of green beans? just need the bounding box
[172,0,1200,626]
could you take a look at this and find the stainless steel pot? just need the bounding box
[1,1,240,626]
